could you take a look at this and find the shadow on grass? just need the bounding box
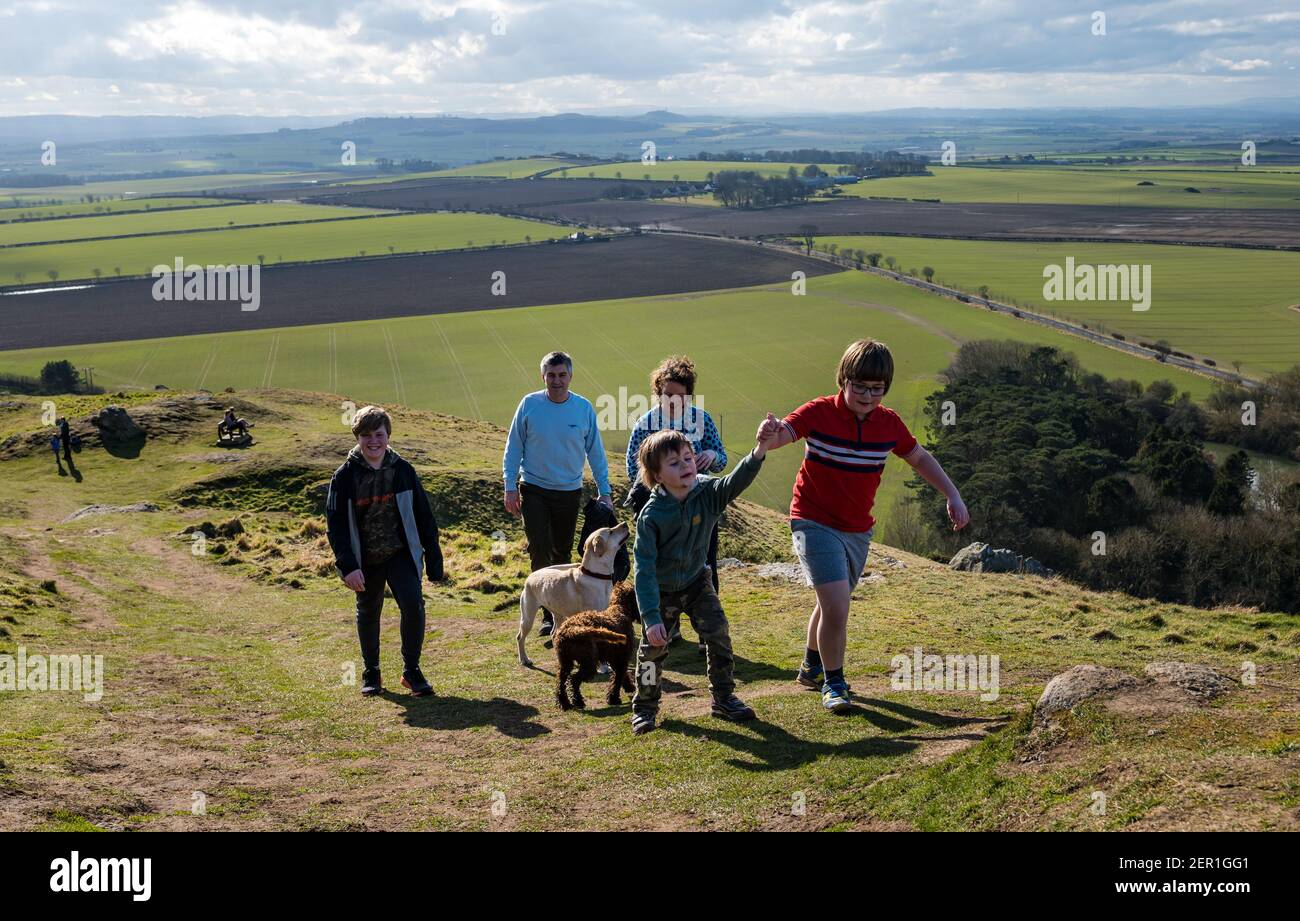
[659,700,1006,772]
[384,692,551,739]
[661,715,919,771]
[652,648,792,685]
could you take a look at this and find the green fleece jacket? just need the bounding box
[633,448,765,628]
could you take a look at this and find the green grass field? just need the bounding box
[0,197,242,222]
[0,270,1214,542]
[814,235,1300,377]
[548,160,833,181]
[0,212,572,283]
[0,203,395,248]
[343,158,578,183]
[838,166,1300,208]
[0,171,351,202]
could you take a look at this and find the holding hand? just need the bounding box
[645,623,669,647]
[693,449,716,473]
[754,412,781,457]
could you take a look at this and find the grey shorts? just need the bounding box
[790,518,874,589]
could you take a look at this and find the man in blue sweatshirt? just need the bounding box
[503,351,614,635]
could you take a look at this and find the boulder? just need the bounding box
[950,541,1053,577]
[1145,661,1235,701]
[91,405,145,442]
[1034,664,1141,726]
[63,503,159,523]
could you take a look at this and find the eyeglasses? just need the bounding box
[847,382,886,396]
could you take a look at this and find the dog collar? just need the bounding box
[580,566,616,581]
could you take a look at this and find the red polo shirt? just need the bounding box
[781,393,918,532]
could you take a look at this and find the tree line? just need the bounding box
[898,341,1299,613]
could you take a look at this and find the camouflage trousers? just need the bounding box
[632,571,735,717]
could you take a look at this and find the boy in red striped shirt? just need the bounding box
[760,339,969,713]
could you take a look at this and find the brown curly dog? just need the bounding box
[553,580,640,710]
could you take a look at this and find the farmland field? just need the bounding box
[0,202,395,248]
[0,171,350,202]
[335,158,577,185]
[838,166,1300,209]
[0,267,1214,538]
[0,197,242,222]
[536,198,1300,249]
[548,160,831,181]
[812,234,1300,376]
[0,235,837,349]
[295,176,682,211]
[0,212,572,283]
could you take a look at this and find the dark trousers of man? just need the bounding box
[355,551,425,674]
[520,482,583,627]
[520,482,583,571]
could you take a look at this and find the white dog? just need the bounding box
[517,523,629,667]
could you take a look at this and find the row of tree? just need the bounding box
[711,171,812,208]
[688,148,930,177]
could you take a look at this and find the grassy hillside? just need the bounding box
[0,389,1295,831]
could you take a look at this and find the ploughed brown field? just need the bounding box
[0,233,835,351]
[513,198,1300,249]
[217,176,688,212]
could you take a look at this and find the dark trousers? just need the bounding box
[520,482,583,572]
[355,551,425,674]
[632,572,736,716]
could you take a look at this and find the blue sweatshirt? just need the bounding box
[503,390,611,494]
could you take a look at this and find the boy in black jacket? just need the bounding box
[326,406,444,697]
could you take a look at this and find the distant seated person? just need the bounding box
[219,407,250,439]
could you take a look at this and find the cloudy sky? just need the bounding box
[1,0,1297,116]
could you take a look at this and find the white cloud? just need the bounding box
[0,0,1297,115]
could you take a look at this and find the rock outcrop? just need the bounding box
[950,541,1053,576]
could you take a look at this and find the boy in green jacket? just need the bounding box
[629,418,778,735]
